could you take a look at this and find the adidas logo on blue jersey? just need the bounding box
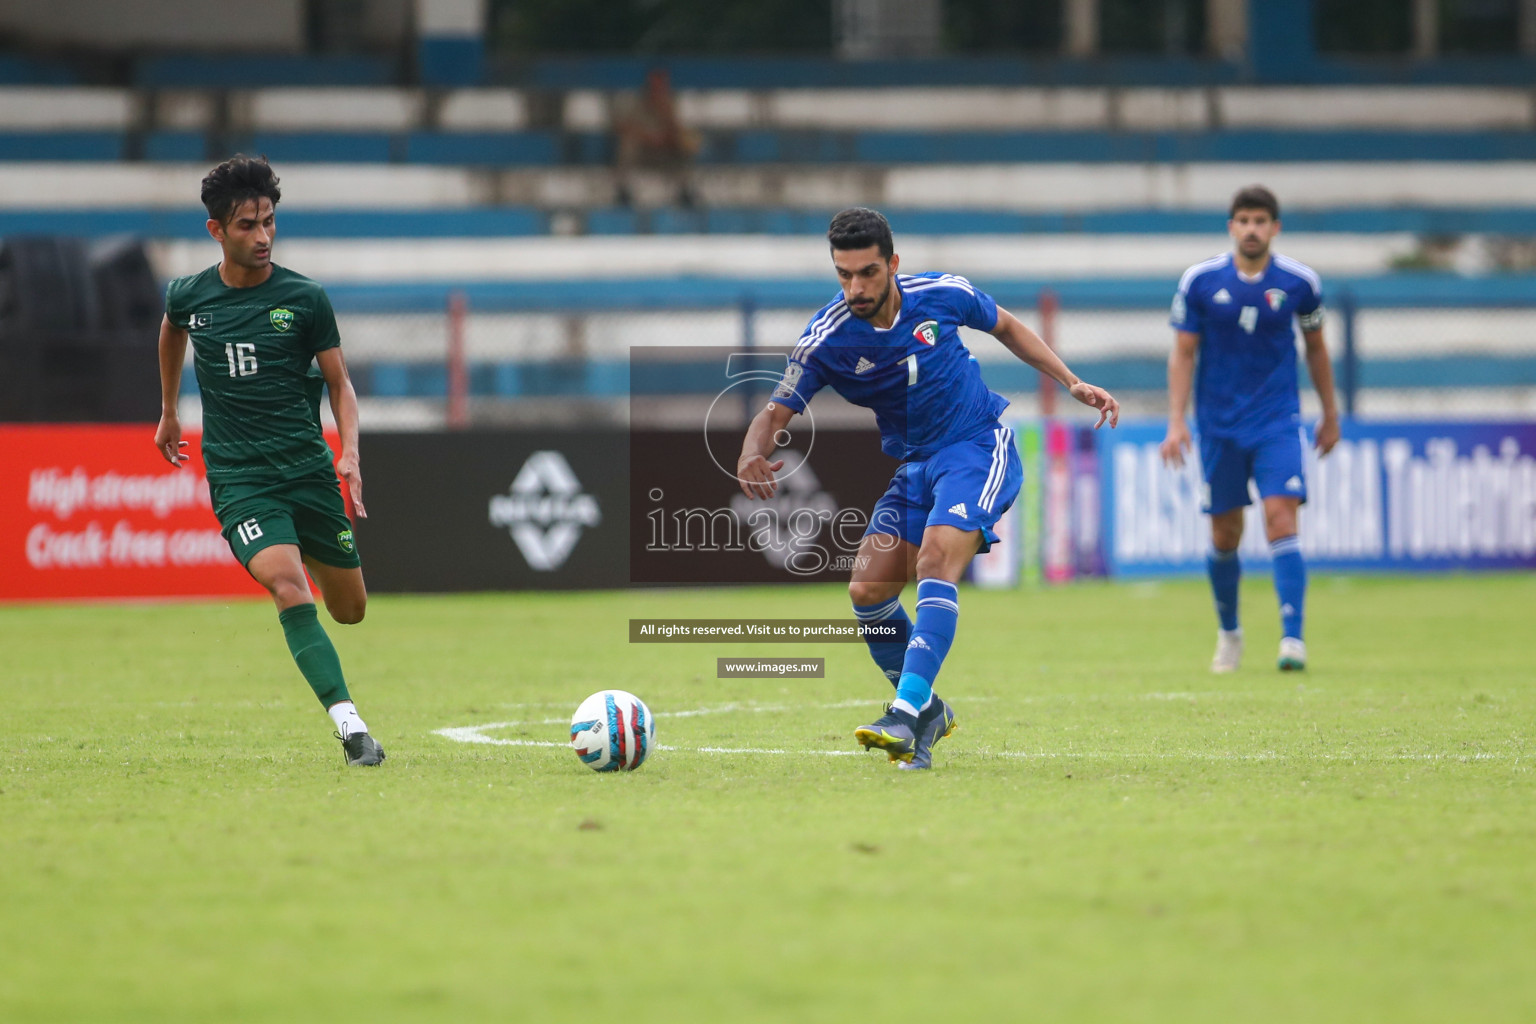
[948,502,967,516]
[1213,289,1232,304]
[854,357,876,375]
[1286,475,1303,491]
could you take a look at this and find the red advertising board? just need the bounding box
[0,425,340,601]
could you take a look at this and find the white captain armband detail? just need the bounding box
[1298,306,1325,331]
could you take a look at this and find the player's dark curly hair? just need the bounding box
[828,207,894,258]
[201,154,281,224]
[1230,185,1279,220]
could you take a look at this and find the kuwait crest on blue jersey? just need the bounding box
[1264,288,1286,311]
[913,319,939,345]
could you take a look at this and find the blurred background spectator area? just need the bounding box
[0,0,1534,429]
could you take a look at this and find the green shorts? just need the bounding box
[210,472,360,569]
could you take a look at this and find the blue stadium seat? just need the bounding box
[0,54,79,85]
[143,131,206,162]
[245,133,396,163]
[134,54,396,88]
[517,56,1242,90]
[405,132,559,165]
[0,132,123,160]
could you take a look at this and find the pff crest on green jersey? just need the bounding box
[269,308,294,332]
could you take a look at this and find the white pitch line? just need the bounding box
[433,726,1522,763]
[433,732,858,757]
[433,700,1527,763]
[433,698,888,756]
[458,698,884,731]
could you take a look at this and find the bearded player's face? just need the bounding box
[210,197,275,270]
[1229,207,1279,261]
[832,245,896,320]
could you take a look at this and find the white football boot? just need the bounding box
[1210,628,1243,674]
[1277,637,1307,671]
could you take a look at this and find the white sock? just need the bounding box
[327,700,368,737]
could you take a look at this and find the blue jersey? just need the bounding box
[772,272,1008,461]
[1171,251,1324,444]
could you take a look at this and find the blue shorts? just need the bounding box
[865,425,1023,553]
[1200,429,1308,516]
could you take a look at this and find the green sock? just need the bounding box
[278,603,351,708]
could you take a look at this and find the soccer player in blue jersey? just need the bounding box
[1160,185,1340,673]
[737,208,1119,769]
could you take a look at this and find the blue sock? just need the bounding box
[893,579,960,723]
[1207,546,1241,632]
[853,596,913,689]
[1270,535,1306,640]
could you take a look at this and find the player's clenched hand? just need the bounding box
[1159,421,1191,468]
[1314,415,1340,457]
[1069,382,1120,429]
[154,416,189,468]
[737,454,785,500]
[336,450,367,518]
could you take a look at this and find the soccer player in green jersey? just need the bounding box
[153,155,384,766]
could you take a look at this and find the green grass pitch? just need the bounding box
[2,574,1534,1022]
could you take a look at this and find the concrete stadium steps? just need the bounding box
[0,162,482,207]
[12,206,1536,239]
[0,83,1534,169]
[22,51,1536,92]
[9,129,1536,165]
[880,163,1536,211]
[4,85,1535,135]
[145,234,1418,283]
[6,162,1536,214]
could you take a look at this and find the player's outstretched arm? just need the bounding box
[316,347,367,518]
[1160,330,1200,467]
[154,315,190,468]
[736,401,793,500]
[1302,327,1341,456]
[990,307,1119,428]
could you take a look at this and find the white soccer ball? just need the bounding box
[570,689,655,772]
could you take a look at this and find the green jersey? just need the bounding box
[165,263,342,482]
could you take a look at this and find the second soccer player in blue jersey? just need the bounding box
[1161,185,1340,673]
[737,208,1119,769]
